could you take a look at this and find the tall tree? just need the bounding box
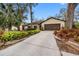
[0,4,16,30]
[28,3,38,27]
[0,3,28,31]
[65,3,78,29]
[14,4,28,30]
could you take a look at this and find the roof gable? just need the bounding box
[40,17,65,24]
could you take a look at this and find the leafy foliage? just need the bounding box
[0,3,28,30]
[27,30,40,35]
[74,21,79,29]
[1,31,28,42]
[0,30,40,46]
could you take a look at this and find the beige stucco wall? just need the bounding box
[41,19,65,30]
[11,26,18,30]
[32,24,40,30]
[28,24,40,30]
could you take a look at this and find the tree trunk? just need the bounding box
[8,23,12,31]
[65,3,78,29]
[29,4,33,28]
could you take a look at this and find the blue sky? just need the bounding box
[26,3,67,23]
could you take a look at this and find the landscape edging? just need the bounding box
[54,35,79,52]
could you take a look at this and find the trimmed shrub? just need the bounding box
[0,30,40,46]
[27,30,40,35]
[0,31,28,42]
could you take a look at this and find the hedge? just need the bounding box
[1,31,28,42]
[27,30,40,35]
[0,30,40,45]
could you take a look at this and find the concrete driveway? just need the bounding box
[0,31,61,56]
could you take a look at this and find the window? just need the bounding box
[34,26,37,29]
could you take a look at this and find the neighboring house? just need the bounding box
[11,26,18,30]
[25,17,65,30]
[11,23,25,31]
[24,21,42,30]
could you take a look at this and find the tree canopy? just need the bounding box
[0,3,28,30]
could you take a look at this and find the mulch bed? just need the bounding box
[54,29,79,55]
[56,39,79,55]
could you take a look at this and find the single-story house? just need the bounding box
[25,17,65,30]
[11,23,25,31]
[24,21,42,30]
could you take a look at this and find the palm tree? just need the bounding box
[14,3,28,30]
[0,3,16,30]
[0,3,28,31]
